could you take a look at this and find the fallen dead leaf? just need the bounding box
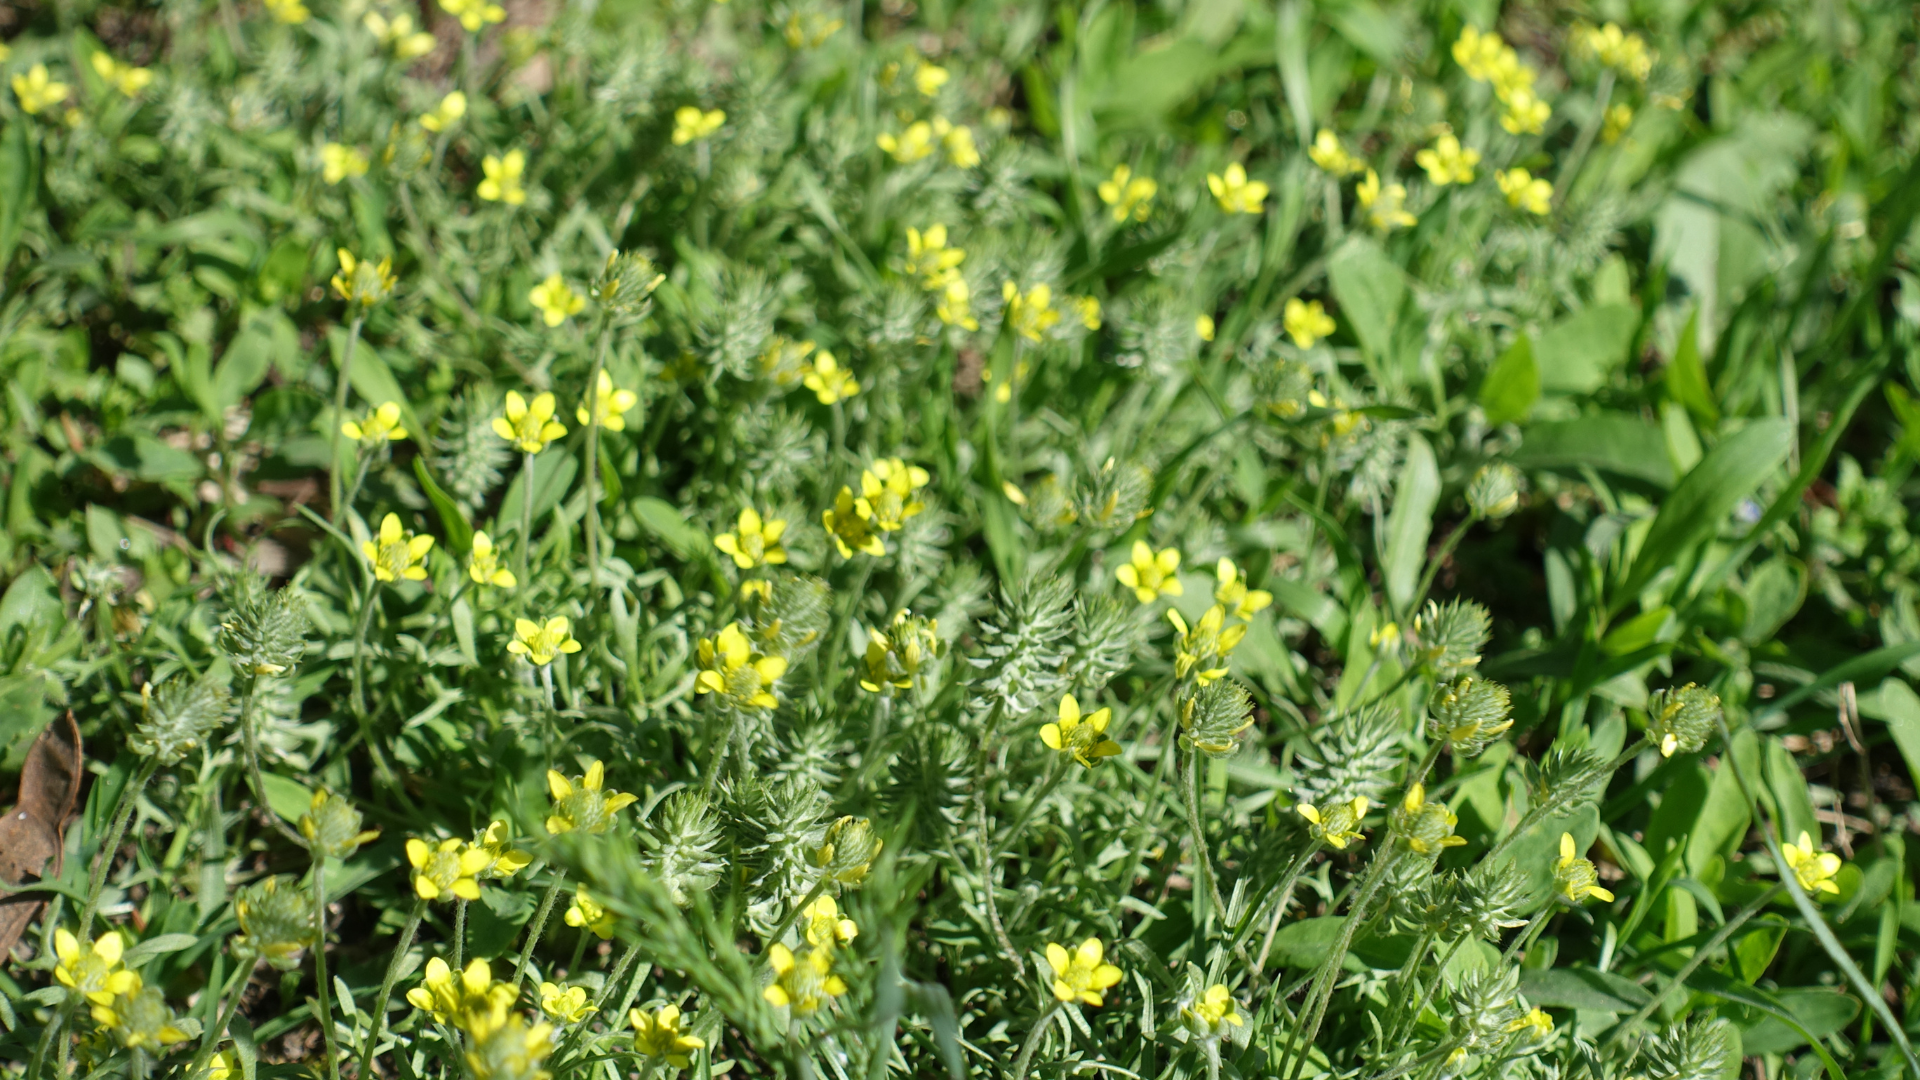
[0,713,84,962]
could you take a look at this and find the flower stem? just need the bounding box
[328,314,367,528]
[1183,742,1231,929]
[452,899,468,971]
[1010,999,1063,1080]
[582,315,613,604]
[765,877,830,949]
[514,871,568,989]
[187,957,261,1077]
[554,941,644,1068]
[349,583,380,719]
[358,897,427,1080]
[78,760,158,940]
[1249,843,1321,973]
[237,678,309,848]
[516,450,536,592]
[310,857,343,1080]
[1282,848,1399,1080]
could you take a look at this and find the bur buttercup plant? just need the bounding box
[5,0,1920,1079]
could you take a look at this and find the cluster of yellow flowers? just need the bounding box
[1206,163,1268,215]
[1453,27,1551,136]
[878,116,980,168]
[902,225,978,332]
[822,458,930,559]
[1577,22,1654,82]
[672,106,726,145]
[765,895,860,1016]
[696,622,789,711]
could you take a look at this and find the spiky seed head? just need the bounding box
[1409,599,1492,677]
[130,673,235,765]
[233,876,320,970]
[1465,462,1524,520]
[1427,676,1513,758]
[1180,678,1254,757]
[218,579,310,677]
[1646,683,1722,758]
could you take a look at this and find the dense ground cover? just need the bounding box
[1,0,1919,1078]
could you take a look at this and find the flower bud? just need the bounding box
[592,250,666,315]
[814,815,883,887]
[1426,677,1513,758]
[1391,783,1466,857]
[131,673,235,765]
[1465,462,1524,519]
[1646,682,1721,757]
[1409,599,1491,678]
[233,875,320,970]
[300,789,381,859]
[218,579,310,677]
[1179,678,1255,757]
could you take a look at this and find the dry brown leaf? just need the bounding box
[0,712,84,962]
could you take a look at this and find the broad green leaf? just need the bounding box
[0,565,62,638]
[1382,431,1438,612]
[1684,729,1755,876]
[1273,0,1312,142]
[1478,334,1539,426]
[1516,967,1650,1012]
[1735,989,1858,1054]
[1733,917,1789,984]
[1268,916,1343,971]
[413,457,474,553]
[498,453,579,537]
[451,598,478,668]
[1665,306,1719,424]
[1614,418,1793,606]
[1534,303,1637,394]
[92,434,204,484]
[1741,557,1805,644]
[123,933,200,965]
[213,314,279,414]
[632,496,705,559]
[1872,679,1920,797]
[1326,235,1406,368]
[259,772,311,822]
[1600,605,1671,655]
[1512,413,1675,488]
[1762,735,1818,847]
[0,120,35,275]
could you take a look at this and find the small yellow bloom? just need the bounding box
[1167,605,1247,685]
[1497,168,1553,216]
[1506,1007,1553,1040]
[1297,796,1370,850]
[577,369,640,431]
[1452,27,1510,83]
[1283,298,1336,349]
[632,1004,706,1069]
[876,120,936,164]
[545,760,640,835]
[331,249,397,306]
[714,508,788,569]
[1097,165,1157,222]
[263,0,310,24]
[1415,133,1480,186]
[1500,88,1551,135]
[1307,129,1361,176]
[934,275,978,330]
[207,1050,236,1080]
[1602,103,1634,144]
[441,0,506,33]
[361,513,435,583]
[420,91,468,133]
[477,149,527,205]
[564,888,615,940]
[763,944,848,1014]
[802,350,860,404]
[472,820,533,877]
[367,12,439,60]
[904,225,966,288]
[1183,983,1244,1036]
[11,65,67,115]
[858,458,929,533]
[1207,162,1268,215]
[342,401,408,445]
[407,957,514,1026]
[322,143,370,185]
[1040,693,1122,768]
[509,616,583,667]
[1581,23,1653,82]
[802,894,859,947]
[540,982,595,1023]
[1781,831,1843,896]
[939,120,980,168]
[1393,783,1469,855]
[1045,937,1123,1006]
[1370,621,1402,649]
[90,54,153,98]
[1195,313,1216,342]
[406,838,492,901]
[913,62,949,97]
[1357,169,1416,232]
[1214,558,1272,620]
[492,390,568,453]
[695,622,789,709]
[783,12,844,47]
[467,531,517,588]
[1002,282,1060,342]
[823,485,887,558]
[1072,296,1102,331]
[672,106,725,145]
[54,929,141,1006]
[1115,540,1182,604]
[1554,833,1616,905]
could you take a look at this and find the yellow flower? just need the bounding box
[1371,621,1401,649]
[1283,298,1336,349]
[632,1005,706,1069]
[1506,1007,1553,1040]
[367,12,439,60]
[784,12,844,47]
[1602,103,1634,144]
[564,889,615,940]
[331,249,397,306]
[1045,937,1123,1006]
[1392,783,1468,855]
[1297,796,1370,850]
[540,982,595,1024]
[859,610,940,693]
[1002,282,1060,342]
[934,275,978,330]
[478,149,527,205]
[1097,165,1157,222]
[1415,133,1479,186]
[1116,540,1182,604]
[1214,558,1272,620]
[876,120,937,163]
[322,143,369,185]
[521,274,586,328]
[419,91,468,132]
[94,985,194,1050]
[740,579,771,603]
[939,120,980,168]
[463,1012,555,1075]
[441,0,506,33]
[361,513,435,583]
[858,458,930,532]
[1451,27,1510,83]
[714,508,788,569]
[1206,163,1268,215]
[1781,831,1843,896]
[467,532,517,588]
[574,370,640,433]
[1182,983,1244,1036]
[407,957,514,1026]
[90,54,153,98]
[12,65,69,115]
[54,929,141,1006]
[492,390,568,453]
[341,401,408,446]
[1553,833,1616,904]
[802,895,859,947]
[207,1050,237,1080]
[904,225,966,288]
[1040,693,1122,768]
[263,0,310,24]
[764,944,848,1015]
[546,760,640,835]
[1195,313,1215,342]
[406,838,492,901]
[1497,168,1553,216]
[694,622,789,709]
[823,485,887,558]
[509,616,583,667]
[802,350,860,404]
[1357,170,1416,232]
[1581,23,1653,82]
[913,62,949,97]
[472,820,532,877]
[1072,296,1102,331]
[672,106,725,145]
[1307,129,1361,176]
[1500,88,1551,135]
[1167,605,1247,684]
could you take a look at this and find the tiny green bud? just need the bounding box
[1646,682,1722,758]
[299,789,381,859]
[130,673,235,765]
[1465,462,1524,519]
[233,875,320,971]
[814,815,883,888]
[1426,676,1513,758]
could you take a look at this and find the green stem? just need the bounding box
[187,957,260,1076]
[516,451,537,592]
[349,583,380,719]
[328,314,367,527]
[1249,844,1321,974]
[238,679,310,848]
[582,316,614,603]
[555,941,644,1068]
[515,873,568,989]
[1501,904,1553,965]
[1484,742,1645,863]
[700,708,743,797]
[452,899,468,972]
[78,761,158,940]
[765,877,830,949]
[1283,848,1399,1080]
[357,898,427,1080]
[310,858,342,1080]
[1599,884,1782,1055]
[1183,743,1231,928]
[1553,70,1614,205]
[1010,999,1063,1080]
[1407,513,1478,621]
[1391,934,1469,1050]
